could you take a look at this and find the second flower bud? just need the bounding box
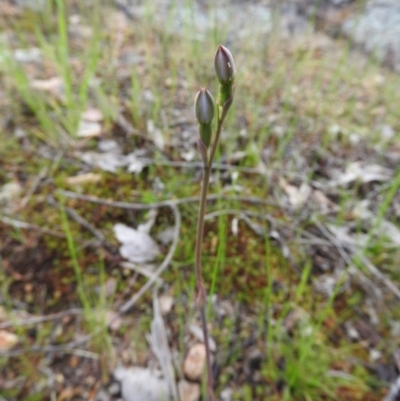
[194,88,215,148]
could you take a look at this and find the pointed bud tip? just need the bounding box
[214,45,236,85]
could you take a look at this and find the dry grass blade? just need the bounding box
[148,289,179,401]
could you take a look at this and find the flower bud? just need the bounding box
[214,45,235,85]
[194,88,215,125]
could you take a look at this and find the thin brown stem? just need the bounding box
[194,117,224,401]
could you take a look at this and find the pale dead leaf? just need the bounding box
[82,107,103,122]
[147,120,164,150]
[31,77,63,98]
[78,151,126,173]
[138,209,158,234]
[331,162,392,187]
[231,217,239,237]
[311,189,337,213]
[77,120,102,138]
[353,200,400,245]
[327,224,368,248]
[148,291,178,401]
[66,173,101,186]
[280,178,311,209]
[0,182,22,205]
[126,153,145,174]
[157,226,176,245]
[76,150,144,174]
[113,366,169,401]
[14,47,41,63]
[113,223,160,263]
[98,139,122,153]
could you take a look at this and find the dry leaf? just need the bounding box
[147,120,164,150]
[31,77,63,98]
[113,366,170,401]
[77,121,102,138]
[66,173,101,186]
[81,107,103,122]
[331,162,392,187]
[280,178,311,209]
[0,182,22,205]
[79,151,126,173]
[148,291,178,401]
[113,223,160,263]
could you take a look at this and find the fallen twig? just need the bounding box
[57,189,278,209]
[0,215,66,238]
[0,308,83,330]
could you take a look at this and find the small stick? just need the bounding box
[0,215,66,238]
[0,308,83,330]
[57,189,278,210]
[192,44,236,400]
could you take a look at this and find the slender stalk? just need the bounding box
[195,117,223,401]
[194,44,235,401]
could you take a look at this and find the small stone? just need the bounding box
[105,311,122,332]
[0,330,18,350]
[158,294,174,315]
[178,380,200,401]
[77,121,102,138]
[183,343,206,381]
[0,182,22,205]
[82,107,103,123]
[14,47,41,63]
[220,387,233,401]
[31,77,63,96]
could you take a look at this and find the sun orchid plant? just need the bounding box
[194,45,235,401]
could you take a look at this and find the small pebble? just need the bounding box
[183,343,206,381]
[178,380,200,401]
